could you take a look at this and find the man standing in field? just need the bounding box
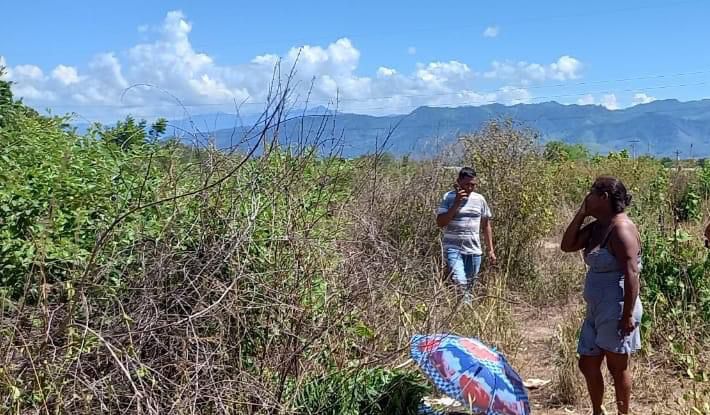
[436,167,496,303]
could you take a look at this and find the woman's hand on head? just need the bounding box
[578,193,591,217]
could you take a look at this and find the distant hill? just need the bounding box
[205,99,710,157]
[76,99,710,157]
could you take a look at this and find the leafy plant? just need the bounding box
[291,368,431,415]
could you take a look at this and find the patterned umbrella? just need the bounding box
[411,334,530,415]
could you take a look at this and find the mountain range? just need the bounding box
[80,99,710,158]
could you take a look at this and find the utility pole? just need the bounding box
[628,138,641,160]
[674,149,681,170]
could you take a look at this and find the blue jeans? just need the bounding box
[445,248,482,292]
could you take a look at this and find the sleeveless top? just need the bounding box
[582,224,642,307]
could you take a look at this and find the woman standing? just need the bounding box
[561,176,642,415]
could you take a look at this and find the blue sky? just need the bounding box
[1,0,709,122]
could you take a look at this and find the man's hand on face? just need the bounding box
[454,189,468,205]
[455,177,477,204]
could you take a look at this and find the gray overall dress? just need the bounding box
[578,229,643,356]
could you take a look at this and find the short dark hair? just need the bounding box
[592,176,632,213]
[458,167,477,180]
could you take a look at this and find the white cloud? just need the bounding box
[2,10,585,121]
[4,62,54,101]
[89,53,128,89]
[14,64,44,80]
[251,53,279,66]
[416,61,472,87]
[601,94,619,110]
[549,56,582,80]
[14,84,54,100]
[577,94,595,105]
[377,67,397,77]
[483,26,500,38]
[632,92,655,105]
[484,55,583,83]
[407,46,417,55]
[497,86,531,104]
[52,65,80,85]
[287,37,360,77]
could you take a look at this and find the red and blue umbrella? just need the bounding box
[411,334,530,415]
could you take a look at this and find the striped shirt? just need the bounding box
[437,191,493,255]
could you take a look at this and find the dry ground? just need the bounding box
[511,301,691,414]
[507,240,699,414]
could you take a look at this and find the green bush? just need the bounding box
[0,102,172,297]
[291,368,431,415]
[641,229,710,338]
[459,119,556,281]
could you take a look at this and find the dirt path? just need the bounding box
[512,304,581,415]
[511,301,684,415]
[482,238,697,414]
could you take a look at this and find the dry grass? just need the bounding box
[340,156,524,356]
[2,103,709,413]
[549,305,585,407]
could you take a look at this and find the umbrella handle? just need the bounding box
[394,358,414,369]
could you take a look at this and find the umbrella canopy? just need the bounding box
[411,334,530,415]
